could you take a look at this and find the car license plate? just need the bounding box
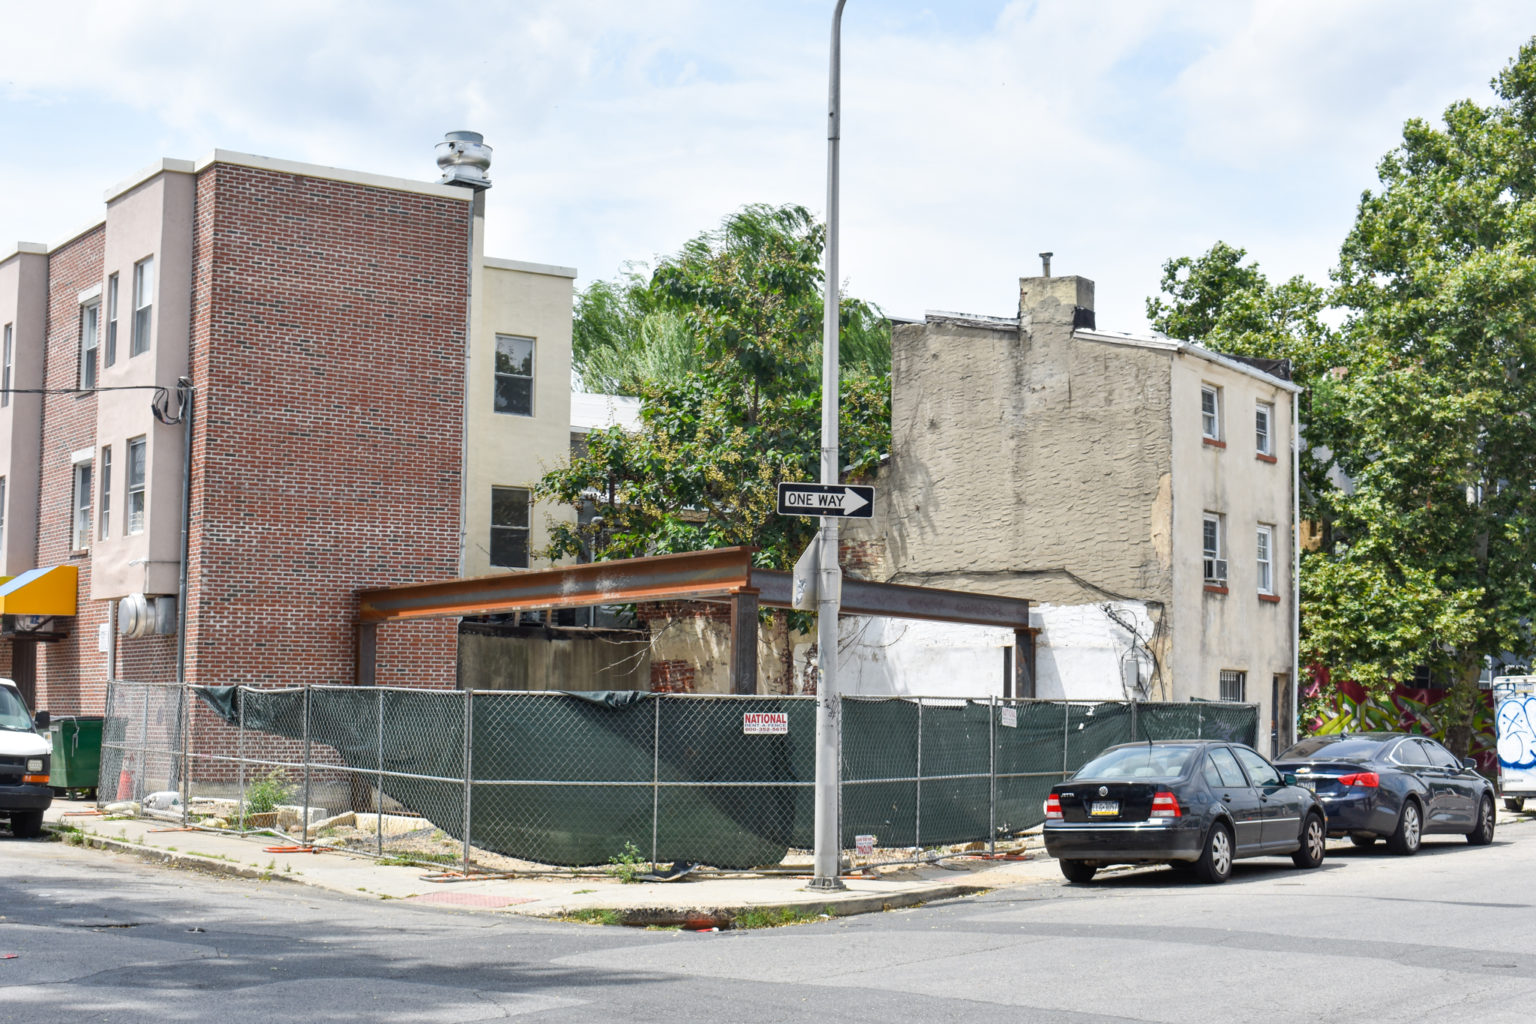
[1297,778,1316,791]
[1090,800,1119,816]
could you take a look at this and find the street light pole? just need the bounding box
[811,0,849,892]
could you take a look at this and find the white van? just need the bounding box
[0,677,51,837]
[1493,675,1536,812]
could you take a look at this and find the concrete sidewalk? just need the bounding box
[41,800,1064,927]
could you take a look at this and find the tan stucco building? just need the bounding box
[842,272,1300,754]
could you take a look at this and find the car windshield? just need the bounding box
[0,687,35,731]
[1074,744,1197,781]
[1278,736,1388,762]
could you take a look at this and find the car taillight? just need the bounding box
[1045,794,1063,820]
[1338,772,1380,788]
[1150,791,1181,818]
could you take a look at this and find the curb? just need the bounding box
[48,826,302,886]
[527,882,991,928]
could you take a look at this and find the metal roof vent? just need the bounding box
[436,130,492,190]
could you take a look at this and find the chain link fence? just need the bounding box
[98,681,1256,874]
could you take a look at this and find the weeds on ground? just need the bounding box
[235,770,294,829]
[560,908,622,926]
[731,906,834,930]
[606,841,647,884]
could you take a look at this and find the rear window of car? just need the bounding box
[1075,744,1197,781]
[1278,737,1387,761]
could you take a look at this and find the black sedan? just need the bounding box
[1273,732,1497,854]
[1043,740,1327,884]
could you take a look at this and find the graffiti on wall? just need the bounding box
[1496,695,1536,770]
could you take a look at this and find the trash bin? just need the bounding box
[49,716,104,798]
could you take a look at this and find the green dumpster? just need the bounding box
[49,716,104,797]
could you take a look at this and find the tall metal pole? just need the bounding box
[811,0,849,892]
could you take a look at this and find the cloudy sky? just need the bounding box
[3,1,1533,331]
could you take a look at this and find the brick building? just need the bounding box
[0,137,574,715]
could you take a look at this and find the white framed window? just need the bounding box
[127,435,147,534]
[105,272,119,367]
[1256,401,1274,456]
[490,486,531,568]
[79,300,100,389]
[1201,384,1221,440]
[99,445,112,540]
[1256,523,1275,595]
[1220,669,1247,703]
[71,461,93,550]
[131,257,154,357]
[1203,512,1226,585]
[494,334,535,416]
[2,322,11,408]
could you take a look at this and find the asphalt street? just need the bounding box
[4,820,1534,1024]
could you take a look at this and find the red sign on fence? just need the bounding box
[742,712,789,735]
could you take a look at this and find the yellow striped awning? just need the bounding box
[0,565,78,616]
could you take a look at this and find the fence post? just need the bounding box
[651,695,661,870]
[462,687,474,874]
[914,698,924,852]
[1131,699,1139,742]
[1062,701,1071,780]
[236,687,246,832]
[180,684,191,826]
[138,689,149,805]
[302,684,312,844]
[376,687,384,857]
[988,694,997,857]
[1198,703,1205,739]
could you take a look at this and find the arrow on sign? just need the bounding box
[776,482,876,519]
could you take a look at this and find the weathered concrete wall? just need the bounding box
[646,613,805,695]
[458,630,650,691]
[838,617,1012,697]
[1031,601,1159,701]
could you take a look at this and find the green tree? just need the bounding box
[1149,41,1536,756]
[541,204,892,692]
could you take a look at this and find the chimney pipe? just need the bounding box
[1038,251,1053,277]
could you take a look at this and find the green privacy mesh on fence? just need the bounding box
[193,687,1256,869]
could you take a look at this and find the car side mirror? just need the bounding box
[1282,772,1297,787]
[1462,757,1477,770]
[33,710,50,730]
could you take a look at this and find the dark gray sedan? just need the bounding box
[1044,740,1327,884]
[1273,732,1497,854]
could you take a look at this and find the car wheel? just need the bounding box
[1505,797,1526,813]
[1467,795,1496,846]
[1193,822,1233,884]
[1349,834,1377,849]
[1292,813,1326,869]
[1059,860,1097,884]
[1386,800,1422,856]
[8,811,43,839]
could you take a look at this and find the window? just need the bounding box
[2,322,11,408]
[1203,512,1226,584]
[494,335,534,416]
[1219,669,1247,703]
[490,486,530,568]
[127,435,147,534]
[71,461,93,550]
[105,273,119,367]
[131,257,154,357]
[1206,747,1248,788]
[79,301,100,389]
[1256,401,1274,456]
[99,445,112,540]
[1256,524,1274,595]
[1232,744,1279,786]
[1201,384,1221,440]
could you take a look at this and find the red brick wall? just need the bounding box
[185,164,469,691]
[650,659,696,693]
[35,227,109,714]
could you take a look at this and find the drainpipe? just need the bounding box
[174,378,194,690]
[1292,389,1301,748]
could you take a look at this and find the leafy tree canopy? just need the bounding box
[1147,38,1536,750]
[542,203,891,576]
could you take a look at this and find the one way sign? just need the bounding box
[776,482,875,519]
